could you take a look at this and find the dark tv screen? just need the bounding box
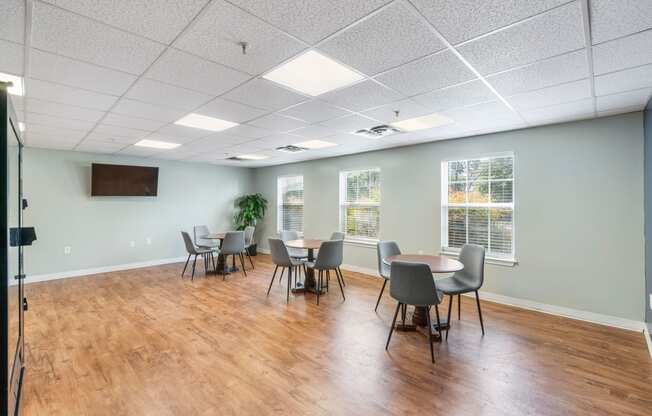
[91,163,159,196]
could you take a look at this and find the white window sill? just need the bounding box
[344,238,378,248]
[440,250,518,267]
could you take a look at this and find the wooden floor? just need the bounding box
[22,254,651,416]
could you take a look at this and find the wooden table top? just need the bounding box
[285,239,322,250]
[383,254,464,273]
[205,233,226,240]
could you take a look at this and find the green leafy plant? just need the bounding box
[234,193,268,230]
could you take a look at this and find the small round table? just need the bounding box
[285,239,323,294]
[383,254,463,342]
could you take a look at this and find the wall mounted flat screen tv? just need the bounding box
[91,163,159,197]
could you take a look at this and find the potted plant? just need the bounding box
[234,193,268,255]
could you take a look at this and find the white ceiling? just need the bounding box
[2,0,652,167]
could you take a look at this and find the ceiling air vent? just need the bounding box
[226,156,246,161]
[353,124,402,139]
[276,145,307,153]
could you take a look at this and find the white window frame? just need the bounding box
[277,175,304,234]
[440,152,516,263]
[339,168,381,244]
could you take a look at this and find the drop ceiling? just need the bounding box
[2,0,651,167]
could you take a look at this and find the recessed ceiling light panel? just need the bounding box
[174,113,238,132]
[228,154,269,161]
[134,139,181,149]
[0,72,24,96]
[390,113,453,131]
[263,50,364,96]
[293,139,338,149]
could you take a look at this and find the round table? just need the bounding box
[285,239,323,294]
[383,254,463,342]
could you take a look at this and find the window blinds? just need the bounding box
[443,155,514,259]
[277,176,303,232]
[340,168,380,240]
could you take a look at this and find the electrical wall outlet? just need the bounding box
[146,237,152,245]
[129,241,136,248]
[64,246,71,255]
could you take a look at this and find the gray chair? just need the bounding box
[436,244,486,338]
[193,225,219,249]
[267,238,305,303]
[244,225,256,269]
[375,241,401,311]
[220,231,247,277]
[330,231,345,241]
[181,231,216,280]
[385,261,443,363]
[280,230,307,259]
[305,240,345,305]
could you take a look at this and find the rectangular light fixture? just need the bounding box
[235,154,269,160]
[174,113,238,132]
[390,113,453,131]
[293,139,337,149]
[263,50,364,96]
[18,122,25,132]
[0,72,24,96]
[134,139,181,149]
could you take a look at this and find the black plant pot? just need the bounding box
[246,243,258,256]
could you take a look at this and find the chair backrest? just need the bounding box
[194,225,214,247]
[181,231,198,255]
[268,238,292,267]
[279,230,299,242]
[389,261,441,306]
[221,231,245,254]
[329,231,345,241]
[314,239,343,269]
[454,244,485,289]
[244,226,255,245]
[377,241,401,278]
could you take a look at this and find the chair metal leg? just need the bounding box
[241,253,248,276]
[386,302,401,350]
[401,303,407,327]
[317,270,322,305]
[458,294,461,320]
[266,265,278,296]
[191,255,197,280]
[326,270,330,292]
[425,306,435,363]
[446,295,453,341]
[286,266,292,304]
[338,267,346,286]
[278,267,285,284]
[181,254,190,277]
[475,291,485,335]
[247,252,255,269]
[434,304,443,340]
[334,267,345,301]
[211,252,216,272]
[374,279,387,311]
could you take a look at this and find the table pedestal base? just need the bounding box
[394,306,449,342]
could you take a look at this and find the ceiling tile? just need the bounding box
[248,113,308,132]
[290,125,339,139]
[592,30,652,75]
[319,114,379,133]
[196,97,268,123]
[27,78,118,111]
[0,0,25,44]
[0,40,23,75]
[227,124,270,139]
[225,142,268,154]
[279,100,350,123]
[90,124,151,141]
[374,50,475,96]
[145,48,250,95]
[521,98,595,124]
[221,78,308,111]
[410,0,568,45]
[589,0,652,44]
[457,2,585,75]
[140,132,197,145]
[125,78,213,111]
[75,140,126,154]
[320,80,403,111]
[32,2,165,75]
[322,132,375,146]
[506,79,592,111]
[486,50,589,96]
[25,112,95,131]
[252,134,300,149]
[174,0,307,75]
[442,101,520,127]
[116,145,164,158]
[44,0,209,44]
[318,1,445,76]
[597,105,647,118]
[27,139,76,150]
[229,0,391,44]
[103,113,167,131]
[594,63,652,96]
[26,123,89,140]
[112,98,186,122]
[361,99,430,123]
[412,80,497,111]
[25,97,106,123]
[596,88,652,112]
[29,49,137,96]
[201,133,252,146]
[155,124,212,140]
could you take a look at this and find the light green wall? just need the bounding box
[253,113,646,321]
[21,149,253,276]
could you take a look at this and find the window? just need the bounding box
[441,154,514,260]
[277,175,303,233]
[339,168,381,241]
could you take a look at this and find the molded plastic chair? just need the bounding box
[385,261,443,363]
[305,240,345,305]
[244,225,256,269]
[267,238,305,303]
[330,231,345,241]
[280,230,307,259]
[194,225,218,249]
[436,244,486,338]
[220,231,247,277]
[181,231,216,280]
[375,241,401,311]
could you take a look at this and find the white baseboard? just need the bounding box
[25,256,187,285]
[340,263,380,277]
[644,324,652,359]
